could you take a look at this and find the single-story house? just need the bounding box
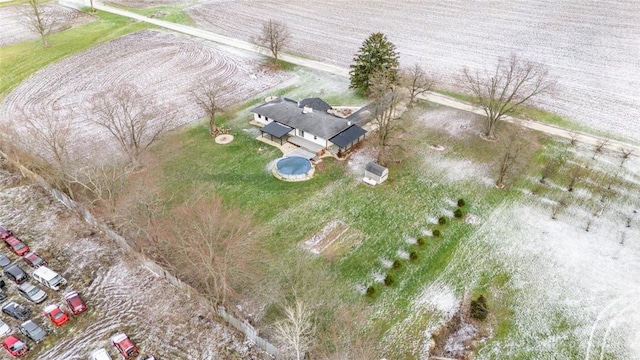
[251,97,367,155]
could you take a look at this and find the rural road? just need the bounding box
[61,0,640,155]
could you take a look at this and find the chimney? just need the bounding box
[302,105,313,114]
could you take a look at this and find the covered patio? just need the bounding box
[260,121,292,145]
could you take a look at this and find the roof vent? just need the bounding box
[347,121,352,126]
[302,105,313,114]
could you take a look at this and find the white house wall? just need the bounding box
[253,113,271,125]
[296,128,327,147]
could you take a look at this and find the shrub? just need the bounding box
[470,295,489,321]
[384,273,395,286]
[432,229,441,237]
[392,259,402,269]
[366,285,376,297]
[417,236,427,246]
[438,216,447,225]
[454,208,463,218]
[409,251,418,261]
[457,198,466,207]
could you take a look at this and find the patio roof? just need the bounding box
[261,121,292,138]
[329,125,367,149]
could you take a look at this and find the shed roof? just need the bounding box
[261,121,292,138]
[365,162,387,176]
[329,125,367,149]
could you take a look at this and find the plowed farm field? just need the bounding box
[0,160,268,359]
[0,4,94,47]
[0,29,289,164]
[186,0,640,142]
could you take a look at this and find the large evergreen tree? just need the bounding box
[349,33,400,93]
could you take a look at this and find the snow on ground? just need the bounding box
[0,29,290,164]
[464,195,640,359]
[0,161,267,359]
[187,0,640,142]
[0,4,94,47]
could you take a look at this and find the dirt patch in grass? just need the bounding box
[430,298,491,359]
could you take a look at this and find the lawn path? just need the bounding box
[60,0,640,155]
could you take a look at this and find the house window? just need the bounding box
[258,114,262,119]
[314,135,317,140]
[299,130,305,137]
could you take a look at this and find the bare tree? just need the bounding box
[89,84,174,167]
[22,0,56,47]
[67,161,132,213]
[369,69,407,165]
[462,54,554,139]
[495,134,526,188]
[192,81,227,135]
[253,19,291,68]
[591,139,609,160]
[149,197,261,307]
[567,164,588,192]
[619,148,633,167]
[401,63,435,105]
[21,108,72,170]
[273,298,315,360]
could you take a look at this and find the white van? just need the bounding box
[32,266,67,291]
[89,348,112,360]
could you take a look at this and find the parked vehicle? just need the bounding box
[4,237,29,257]
[111,333,139,359]
[0,289,6,302]
[32,266,66,290]
[141,356,156,360]
[0,254,10,267]
[0,319,10,337]
[43,304,69,326]
[17,282,47,304]
[64,291,87,315]
[0,225,12,240]
[90,348,113,360]
[4,264,28,284]
[2,301,32,321]
[22,252,46,269]
[18,320,47,343]
[2,335,28,357]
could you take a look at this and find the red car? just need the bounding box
[111,333,139,359]
[2,335,28,357]
[22,252,46,268]
[43,305,69,326]
[4,237,29,257]
[64,291,87,315]
[0,226,12,240]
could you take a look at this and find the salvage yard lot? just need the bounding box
[0,163,266,359]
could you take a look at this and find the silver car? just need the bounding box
[19,320,47,343]
[17,282,47,304]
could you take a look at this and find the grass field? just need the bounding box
[0,11,148,96]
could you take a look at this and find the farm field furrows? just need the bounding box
[186,0,640,142]
[0,4,94,47]
[0,29,290,164]
[0,163,267,359]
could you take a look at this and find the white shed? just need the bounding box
[363,162,388,185]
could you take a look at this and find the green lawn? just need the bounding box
[0,11,148,96]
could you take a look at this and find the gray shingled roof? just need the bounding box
[299,98,332,112]
[365,162,387,176]
[251,97,362,140]
[329,125,367,149]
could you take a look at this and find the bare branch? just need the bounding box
[21,0,56,47]
[401,64,436,105]
[273,298,315,360]
[369,70,408,165]
[89,84,175,167]
[252,19,291,67]
[192,81,228,135]
[462,54,554,138]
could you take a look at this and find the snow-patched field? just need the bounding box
[0,161,267,359]
[0,29,289,163]
[0,4,94,47]
[187,0,640,142]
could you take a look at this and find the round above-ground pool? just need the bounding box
[273,156,314,181]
